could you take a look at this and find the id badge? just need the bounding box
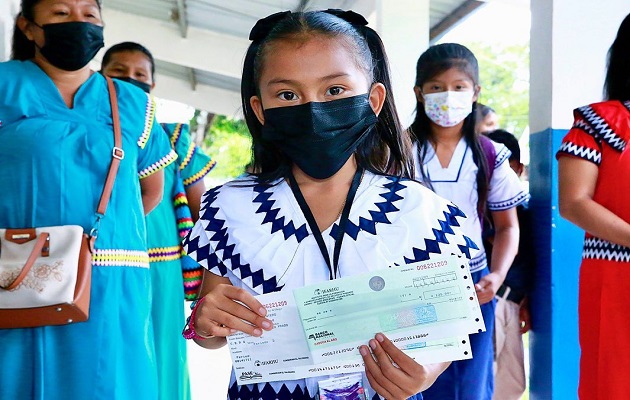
[318,373,367,400]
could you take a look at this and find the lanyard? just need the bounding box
[287,167,363,280]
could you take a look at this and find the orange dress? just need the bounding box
[557,100,630,399]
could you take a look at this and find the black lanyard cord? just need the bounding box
[287,167,363,280]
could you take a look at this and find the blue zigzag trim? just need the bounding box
[403,204,478,264]
[330,176,406,240]
[184,186,282,294]
[228,381,316,400]
[624,100,630,113]
[576,105,626,152]
[253,182,309,242]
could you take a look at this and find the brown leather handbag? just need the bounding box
[0,77,123,328]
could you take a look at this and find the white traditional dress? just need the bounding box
[184,170,479,400]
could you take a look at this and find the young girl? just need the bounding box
[409,43,527,400]
[182,10,480,400]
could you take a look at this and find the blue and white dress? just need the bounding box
[0,60,175,400]
[184,170,479,400]
[414,138,528,400]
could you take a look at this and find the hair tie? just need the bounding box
[249,10,291,41]
[323,9,369,27]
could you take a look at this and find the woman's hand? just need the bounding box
[475,271,504,304]
[195,283,273,339]
[360,333,449,399]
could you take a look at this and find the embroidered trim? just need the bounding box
[557,142,602,165]
[183,159,217,186]
[488,191,530,211]
[583,237,630,262]
[252,181,309,242]
[138,94,157,149]
[575,105,626,152]
[228,381,316,400]
[495,146,511,168]
[92,249,150,268]
[624,100,630,113]
[148,245,182,262]
[139,149,178,179]
[183,186,282,294]
[403,203,478,264]
[179,144,197,171]
[469,253,487,272]
[168,123,184,147]
[330,176,405,240]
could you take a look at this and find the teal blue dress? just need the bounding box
[0,60,176,400]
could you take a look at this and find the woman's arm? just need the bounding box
[559,156,630,247]
[360,333,449,399]
[191,270,273,350]
[185,180,206,223]
[476,207,519,304]
[140,170,164,215]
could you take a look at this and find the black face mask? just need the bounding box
[35,21,104,71]
[113,76,152,93]
[261,94,378,180]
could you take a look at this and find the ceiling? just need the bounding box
[99,0,483,115]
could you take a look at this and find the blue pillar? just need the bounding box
[528,1,628,398]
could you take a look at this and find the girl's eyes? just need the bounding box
[326,87,345,96]
[278,91,297,101]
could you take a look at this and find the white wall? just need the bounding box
[377,0,430,127]
[0,0,20,61]
[530,0,628,132]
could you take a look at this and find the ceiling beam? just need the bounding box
[430,0,485,43]
[101,8,248,80]
[174,0,189,38]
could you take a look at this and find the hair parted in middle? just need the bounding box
[409,43,491,221]
[241,9,414,183]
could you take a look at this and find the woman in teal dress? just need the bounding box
[0,1,175,399]
[101,42,216,400]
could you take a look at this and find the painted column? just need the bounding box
[529,0,628,398]
[0,0,19,61]
[374,0,430,127]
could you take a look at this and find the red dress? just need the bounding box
[557,100,630,399]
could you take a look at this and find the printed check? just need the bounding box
[228,290,472,385]
[227,255,482,384]
[293,255,485,363]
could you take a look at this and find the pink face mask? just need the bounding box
[422,90,475,127]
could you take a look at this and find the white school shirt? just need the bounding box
[184,170,479,399]
[413,138,529,273]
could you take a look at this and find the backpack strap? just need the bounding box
[479,135,496,182]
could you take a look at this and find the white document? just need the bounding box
[293,256,485,363]
[228,290,472,385]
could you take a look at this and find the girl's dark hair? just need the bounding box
[604,12,630,101]
[476,103,495,120]
[408,43,490,220]
[102,41,156,79]
[12,0,102,61]
[241,10,414,183]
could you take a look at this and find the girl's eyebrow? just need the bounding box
[267,73,350,86]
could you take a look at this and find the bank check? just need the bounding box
[293,255,485,363]
[228,289,472,385]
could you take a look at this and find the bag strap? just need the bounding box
[479,135,496,183]
[0,233,50,290]
[96,77,124,216]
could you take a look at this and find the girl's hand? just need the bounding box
[474,271,504,304]
[359,333,448,399]
[194,283,273,338]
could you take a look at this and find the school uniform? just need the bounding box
[184,171,479,400]
[414,138,528,400]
